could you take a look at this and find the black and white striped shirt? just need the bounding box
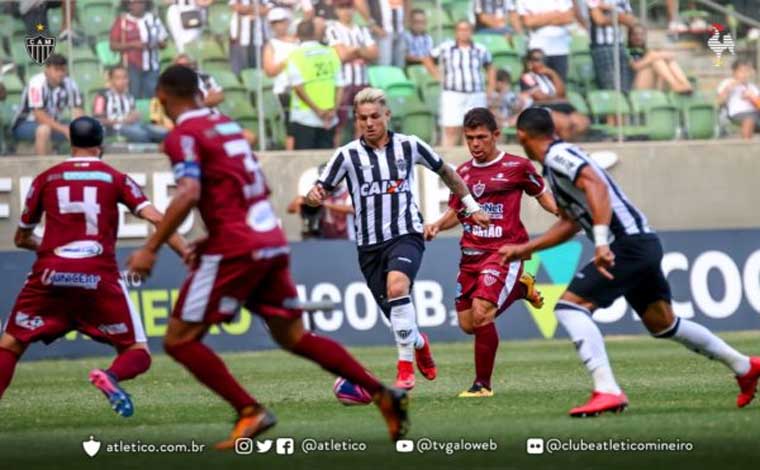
[367,0,405,34]
[325,20,375,87]
[13,73,83,127]
[431,40,493,93]
[543,140,651,242]
[520,72,557,97]
[92,89,135,122]
[229,0,265,46]
[318,131,444,248]
[587,0,632,47]
[474,0,515,29]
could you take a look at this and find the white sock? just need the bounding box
[389,296,419,362]
[555,301,622,395]
[657,317,751,376]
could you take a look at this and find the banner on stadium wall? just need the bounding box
[1,229,759,360]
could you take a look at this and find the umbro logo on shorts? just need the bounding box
[396,257,412,263]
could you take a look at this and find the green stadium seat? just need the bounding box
[80,2,116,38]
[448,0,472,22]
[219,99,256,121]
[72,58,103,93]
[96,40,121,67]
[628,89,679,139]
[474,34,511,55]
[510,34,528,56]
[160,42,178,70]
[684,104,716,139]
[240,68,274,93]
[72,46,98,62]
[135,98,151,124]
[402,104,435,143]
[2,74,24,94]
[587,89,631,121]
[568,52,594,91]
[186,38,226,64]
[208,2,233,36]
[566,90,589,115]
[212,71,248,106]
[405,64,431,88]
[421,81,441,115]
[570,34,590,54]
[492,54,522,85]
[368,66,416,97]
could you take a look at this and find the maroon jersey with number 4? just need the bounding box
[448,152,546,253]
[19,156,150,281]
[163,108,287,258]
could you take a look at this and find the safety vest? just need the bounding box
[289,42,341,112]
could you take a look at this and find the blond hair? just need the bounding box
[353,87,387,109]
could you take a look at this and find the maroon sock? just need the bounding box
[474,323,499,389]
[107,348,151,381]
[292,332,382,395]
[165,341,257,413]
[0,348,19,399]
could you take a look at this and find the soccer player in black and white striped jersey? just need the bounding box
[306,88,490,390]
[502,108,760,416]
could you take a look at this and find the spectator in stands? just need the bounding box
[19,0,77,40]
[263,7,299,149]
[302,0,338,40]
[288,163,355,240]
[11,54,83,155]
[356,0,408,67]
[473,0,522,35]
[665,0,688,34]
[586,0,636,93]
[520,48,589,140]
[404,9,433,66]
[628,24,692,94]
[110,0,169,99]
[287,19,343,149]
[229,0,270,75]
[326,0,378,144]
[93,65,166,143]
[423,20,495,147]
[516,0,575,82]
[165,0,212,53]
[490,69,526,128]
[717,59,760,140]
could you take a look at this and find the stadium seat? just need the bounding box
[421,81,441,115]
[160,42,177,70]
[208,2,233,36]
[510,34,528,56]
[72,46,98,62]
[448,0,472,22]
[566,90,589,115]
[628,90,679,139]
[212,71,248,106]
[218,99,256,121]
[240,68,274,93]
[401,101,435,143]
[134,98,151,124]
[474,35,511,55]
[186,37,226,64]
[492,54,522,84]
[684,104,717,139]
[587,90,631,121]
[405,64,431,88]
[71,58,103,94]
[568,51,594,92]
[96,40,121,67]
[570,33,591,54]
[368,66,416,97]
[80,2,116,38]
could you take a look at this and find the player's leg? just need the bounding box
[630,262,760,408]
[386,235,436,384]
[0,333,29,399]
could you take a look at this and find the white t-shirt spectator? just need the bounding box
[268,38,299,95]
[516,0,573,56]
[717,79,760,118]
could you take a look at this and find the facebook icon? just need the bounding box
[276,438,295,455]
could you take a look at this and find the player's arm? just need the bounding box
[306,150,347,207]
[128,177,200,278]
[575,165,615,279]
[13,227,40,251]
[536,189,559,216]
[136,203,189,259]
[499,208,580,264]
[436,164,490,228]
[424,207,459,241]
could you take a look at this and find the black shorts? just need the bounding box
[357,234,425,318]
[567,234,672,315]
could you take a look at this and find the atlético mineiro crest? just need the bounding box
[472,180,486,198]
[25,24,56,65]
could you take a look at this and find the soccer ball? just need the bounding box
[332,377,372,406]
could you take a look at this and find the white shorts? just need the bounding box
[439,91,488,127]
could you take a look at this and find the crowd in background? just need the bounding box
[1,0,760,156]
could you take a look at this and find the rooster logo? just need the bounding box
[707,23,735,67]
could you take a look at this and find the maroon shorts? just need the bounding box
[172,252,302,325]
[4,270,146,349]
[455,251,525,316]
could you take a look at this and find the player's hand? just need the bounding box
[498,243,532,265]
[127,247,157,279]
[594,245,616,280]
[183,237,206,269]
[423,223,440,241]
[470,210,490,228]
[305,185,326,207]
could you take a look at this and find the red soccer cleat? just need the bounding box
[414,333,437,381]
[569,391,628,417]
[394,360,415,390]
[736,356,760,408]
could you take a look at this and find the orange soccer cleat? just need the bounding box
[374,387,410,442]
[569,391,628,418]
[215,405,277,450]
[520,273,544,308]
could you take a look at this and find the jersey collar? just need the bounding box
[472,151,505,168]
[176,107,212,125]
[67,156,101,162]
[360,131,394,152]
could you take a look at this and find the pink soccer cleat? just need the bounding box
[569,391,628,417]
[736,356,760,408]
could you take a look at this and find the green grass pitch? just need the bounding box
[2,332,759,469]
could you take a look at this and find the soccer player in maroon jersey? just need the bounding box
[127,65,409,448]
[0,117,187,417]
[424,108,558,397]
